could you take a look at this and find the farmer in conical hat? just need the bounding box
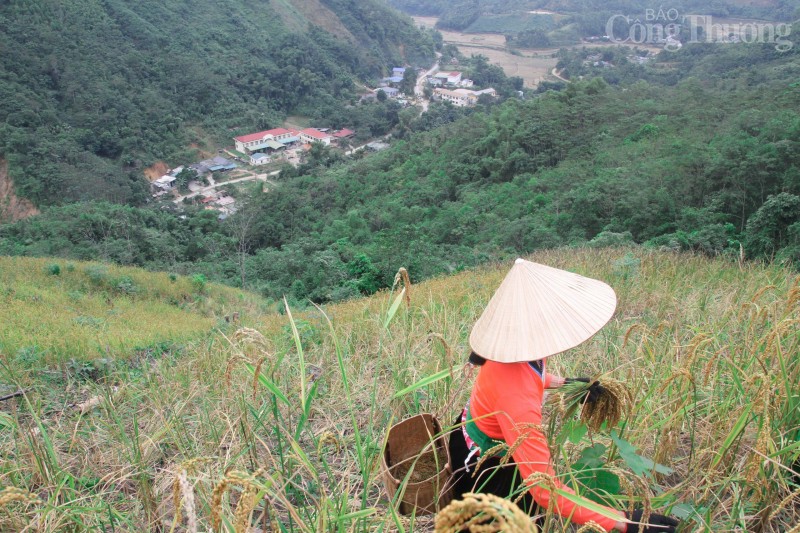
[448,258,679,533]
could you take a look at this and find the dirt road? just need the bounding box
[173,171,279,204]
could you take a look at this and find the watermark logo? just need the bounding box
[606,6,794,52]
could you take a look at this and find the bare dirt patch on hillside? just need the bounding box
[144,161,169,182]
[0,160,39,223]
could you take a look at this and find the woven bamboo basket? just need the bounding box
[381,413,454,515]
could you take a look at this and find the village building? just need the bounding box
[190,156,237,175]
[151,175,177,194]
[434,87,496,107]
[434,71,463,86]
[299,127,333,146]
[378,87,400,98]
[234,128,298,154]
[250,153,270,166]
[333,129,355,141]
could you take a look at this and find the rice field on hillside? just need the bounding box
[0,257,265,367]
[0,249,798,531]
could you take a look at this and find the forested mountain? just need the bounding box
[4,42,798,303]
[390,0,798,32]
[0,0,435,206]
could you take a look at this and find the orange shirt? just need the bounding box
[470,360,619,532]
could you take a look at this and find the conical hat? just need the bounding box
[469,258,617,363]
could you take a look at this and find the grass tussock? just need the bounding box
[0,248,798,531]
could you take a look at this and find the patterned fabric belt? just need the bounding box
[461,401,506,472]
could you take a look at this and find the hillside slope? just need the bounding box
[0,0,435,206]
[1,249,798,531]
[0,256,267,366]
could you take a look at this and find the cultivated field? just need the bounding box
[1,249,798,531]
[414,16,560,88]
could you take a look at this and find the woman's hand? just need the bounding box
[547,375,566,388]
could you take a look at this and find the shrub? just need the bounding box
[46,263,61,276]
[588,231,635,248]
[84,265,109,285]
[114,276,138,295]
[191,274,207,294]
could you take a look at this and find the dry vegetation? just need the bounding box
[0,248,798,531]
[0,257,265,365]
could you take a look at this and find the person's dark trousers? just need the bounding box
[448,416,540,517]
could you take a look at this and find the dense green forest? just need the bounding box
[3,41,798,304]
[390,0,798,37]
[0,0,436,207]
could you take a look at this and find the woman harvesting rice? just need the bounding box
[448,258,679,532]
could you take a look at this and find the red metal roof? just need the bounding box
[301,128,330,140]
[333,129,355,138]
[234,128,291,143]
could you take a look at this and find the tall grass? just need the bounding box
[0,257,265,367]
[0,249,797,531]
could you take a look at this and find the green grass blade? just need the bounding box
[383,287,406,329]
[245,363,290,405]
[393,368,451,399]
[711,404,753,468]
[284,297,307,413]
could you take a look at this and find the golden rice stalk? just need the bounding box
[622,323,644,348]
[751,285,777,303]
[428,333,453,362]
[608,467,636,514]
[225,354,247,389]
[784,278,799,314]
[434,493,537,533]
[656,369,695,395]
[0,487,41,507]
[394,267,412,307]
[518,471,559,530]
[474,442,510,474]
[233,485,258,533]
[577,521,607,533]
[580,379,632,432]
[501,423,546,465]
[232,327,269,347]
[548,379,632,433]
[211,469,265,531]
[769,487,800,521]
[211,477,230,531]
[252,353,271,399]
[517,472,557,511]
[787,522,800,533]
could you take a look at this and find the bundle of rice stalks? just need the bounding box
[434,493,538,532]
[556,378,632,432]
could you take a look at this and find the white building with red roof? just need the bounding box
[234,128,299,153]
[434,71,463,85]
[299,128,333,146]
